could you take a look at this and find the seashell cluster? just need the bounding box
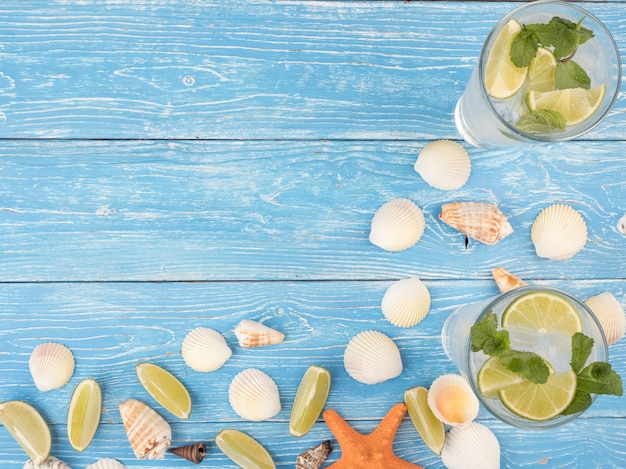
[427,374,479,426]
[228,368,281,421]
[439,202,513,245]
[585,292,625,345]
[169,442,207,464]
[343,330,403,384]
[491,267,527,293]
[414,140,471,191]
[234,319,284,348]
[29,342,75,392]
[441,422,501,469]
[23,457,71,469]
[381,277,431,328]
[296,440,332,469]
[86,459,126,469]
[119,399,171,460]
[531,204,587,260]
[369,198,425,252]
[181,327,232,372]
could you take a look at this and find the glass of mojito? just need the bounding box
[442,286,622,429]
[454,0,621,148]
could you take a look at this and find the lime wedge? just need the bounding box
[136,362,192,419]
[526,85,606,126]
[404,386,445,455]
[215,429,276,469]
[485,19,528,99]
[0,400,51,464]
[289,365,331,437]
[528,47,557,92]
[477,357,527,398]
[68,378,102,452]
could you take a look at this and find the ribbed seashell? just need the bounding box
[234,319,285,348]
[28,342,75,392]
[181,327,232,372]
[169,442,207,464]
[296,440,332,469]
[491,267,527,293]
[414,140,471,190]
[369,198,425,252]
[618,214,626,235]
[585,292,625,345]
[119,399,171,460]
[343,330,403,384]
[531,204,587,260]
[441,422,500,469]
[228,368,281,421]
[439,202,513,245]
[427,374,479,426]
[85,459,126,469]
[381,277,431,328]
[23,457,71,469]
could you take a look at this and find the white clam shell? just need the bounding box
[381,277,431,328]
[28,342,75,392]
[369,198,425,252]
[585,292,625,345]
[414,140,471,190]
[427,374,479,426]
[86,459,126,469]
[228,368,281,421]
[439,202,513,245]
[531,204,587,260]
[343,330,403,384]
[181,327,232,372]
[119,399,171,460]
[441,422,501,469]
[234,319,285,348]
[23,457,71,469]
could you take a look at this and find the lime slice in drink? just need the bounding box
[528,47,557,92]
[136,362,192,419]
[477,357,526,398]
[215,429,276,469]
[67,378,102,452]
[499,370,577,420]
[485,19,528,99]
[0,400,52,464]
[404,386,445,455]
[526,85,606,126]
[289,365,331,437]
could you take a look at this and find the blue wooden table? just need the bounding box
[0,1,625,468]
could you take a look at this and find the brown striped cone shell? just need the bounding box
[439,202,513,245]
[119,399,171,459]
[169,442,207,464]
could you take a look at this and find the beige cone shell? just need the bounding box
[28,342,75,392]
[234,319,285,348]
[585,292,625,345]
[491,267,527,293]
[381,277,431,328]
[181,326,232,372]
[414,140,471,190]
[228,368,281,421]
[119,399,171,460]
[427,374,479,426]
[343,330,403,384]
[86,459,127,469]
[531,204,587,261]
[369,198,425,252]
[441,422,501,469]
[439,202,513,245]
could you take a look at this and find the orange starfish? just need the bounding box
[322,402,424,469]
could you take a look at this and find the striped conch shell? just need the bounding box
[439,202,513,245]
[491,267,527,293]
[234,319,285,348]
[119,399,171,459]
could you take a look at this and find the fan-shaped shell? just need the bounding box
[427,374,479,426]
[86,459,126,469]
[531,204,587,261]
[369,198,425,252]
[181,327,232,372]
[441,422,501,469]
[28,342,75,392]
[491,267,527,293]
[381,277,431,328]
[23,457,71,469]
[343,330,403,384]
[119,399,171,460]
[585,292,625,345]
[228,368,281,421]
[234,319,285,348]
[414,140,471,190]
[439,202,513,245]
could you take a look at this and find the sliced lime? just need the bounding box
[289,365,331,437]
[0,400,52,464]
[528,46,557,92]
[215,429,276,469]
[404,386,445,455]
[136,362,192,419]
[485,19,528,99]
[68,378,102,452]
[477,357,526,398]
[526,85,606,126]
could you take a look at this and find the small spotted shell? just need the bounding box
[585,292,625,345]
[228,368,281,421]
[414,140,471,190]
[343,330,403,384]
[234,319,284,348]
[369,198,425,252]
[427,374,479,426]
[181,327,232,372]
[439,202,513,245]
[296,440,332,469]
[531,204,587,260]
[381,277,431,328]
[28,342,75,392]
[441,422,501,469]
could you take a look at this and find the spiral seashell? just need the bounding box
[414,140,471,190]
[228,368,281,421]
[369,198,425,252]
[343,330,403,384]
[119,399,171,460]
[234,319,285,348]
[28,342,75,392]
[427,374,479,426]
[585,292,625,345]
[439,202,513,245]
[531,204,587,261]
[296,440,332,469]
[491,267,527,293]
[85,459,126,469]
[23,457,71,469]
[169,442,207,464]
[181,327,232,372]
[381,277,431,328]
[441,422,500,469]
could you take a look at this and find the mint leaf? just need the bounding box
[570,332,594,373]
[515,109,566,134]
[470,312,510,356]
[560,389,593,416]
[577,362,624,396]
[500,350,550,384]
[532,20,576,60]
[510,28,538,68]
[555,60,591,89]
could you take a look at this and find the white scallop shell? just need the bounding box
[618,214,626,235]
[441,422,501,469]
[28,342,75,392]
[427,374,479,426]
[414,140,471,190]
[228,368,281,421]
[381,277,431,328]
[181,327,232,372]
[23,457,71,469]
[369,198,425,252]
[491,267,527,293]
[585,292,625,345]
[531,204,587,261]
[86,459,126,469]
[343,330,403,384]
[234,319,285,348]
[439,202,513,245]
[119,399,171,460]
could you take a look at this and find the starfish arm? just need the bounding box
[371,402,407,440]
[323,408,360,444]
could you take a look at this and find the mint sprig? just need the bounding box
[515,109,566,134]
